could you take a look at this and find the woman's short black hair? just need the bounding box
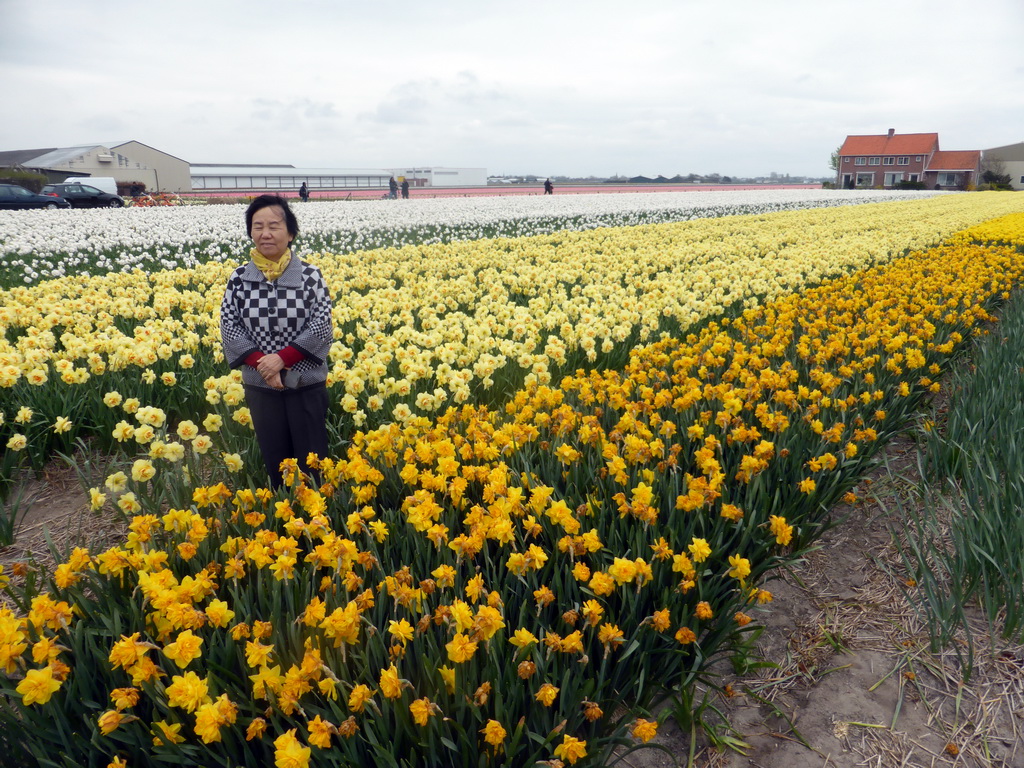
[245,194,299,240]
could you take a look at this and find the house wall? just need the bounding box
[922,171,961,189]
[837,153,930,188]
[921,165,981,190]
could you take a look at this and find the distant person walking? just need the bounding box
[389,177,399,199]
[401,179,409,199]
[298,182,309,202]
[544,178,553,195]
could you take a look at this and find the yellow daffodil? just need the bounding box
[273,729,311,768]
[727,554,751,581]
[535,682,559,706]
[631,718,659,743]
[379,664,405,699]
[554,734,588,765]
[15,665,62,706]
[165,671,210,713]
[445,632,478,664]
[481,718,506,748]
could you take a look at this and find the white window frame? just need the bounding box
[938,172,959,186]
[883,157,895,165]
[843,157,850,163]
[897,156,910,166]
[868,157,881,166]
[856,172,875,187]
[883,172,903,186]
[855,157,866,166]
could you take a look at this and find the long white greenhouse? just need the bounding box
[189,165,395,192]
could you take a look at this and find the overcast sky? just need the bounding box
[1,0,1022,178]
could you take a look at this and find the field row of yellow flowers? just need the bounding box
[2,193,1024,485]
[2,208,1023,766]
[947,210,1024,249]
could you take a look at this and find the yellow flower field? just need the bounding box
[2,194,1024,483]
[2,204,1023,767]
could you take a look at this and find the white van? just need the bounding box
[64,176,118,195]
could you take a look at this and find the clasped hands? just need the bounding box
[256,353,287,390]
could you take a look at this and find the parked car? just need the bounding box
[0,184,71,210]
[63,176,119,195]
[42,183,124,208]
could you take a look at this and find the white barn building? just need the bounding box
[983,142,1024,191]
[0,141,190,192]
[391,167,488,188]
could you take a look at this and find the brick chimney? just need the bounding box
[887,128,895,138]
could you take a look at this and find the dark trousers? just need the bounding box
[245,383,330,489]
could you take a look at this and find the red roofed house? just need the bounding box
[922,150,982,190]
[837,129,981,190]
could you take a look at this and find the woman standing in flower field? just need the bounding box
[220,194,334,488]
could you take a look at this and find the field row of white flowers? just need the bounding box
[0,189,945,286]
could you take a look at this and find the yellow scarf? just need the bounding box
[250,247,292,282]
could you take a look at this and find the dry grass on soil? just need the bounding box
[2,435,1022,768]
[2,455,126,573]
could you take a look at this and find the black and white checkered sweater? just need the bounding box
[219,256,334,391]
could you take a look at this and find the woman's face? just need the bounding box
[250,205,291,260]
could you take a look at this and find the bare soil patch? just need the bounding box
[1,457,126,575]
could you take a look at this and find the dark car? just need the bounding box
[42,183,124,208]
[0,184,71,210]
